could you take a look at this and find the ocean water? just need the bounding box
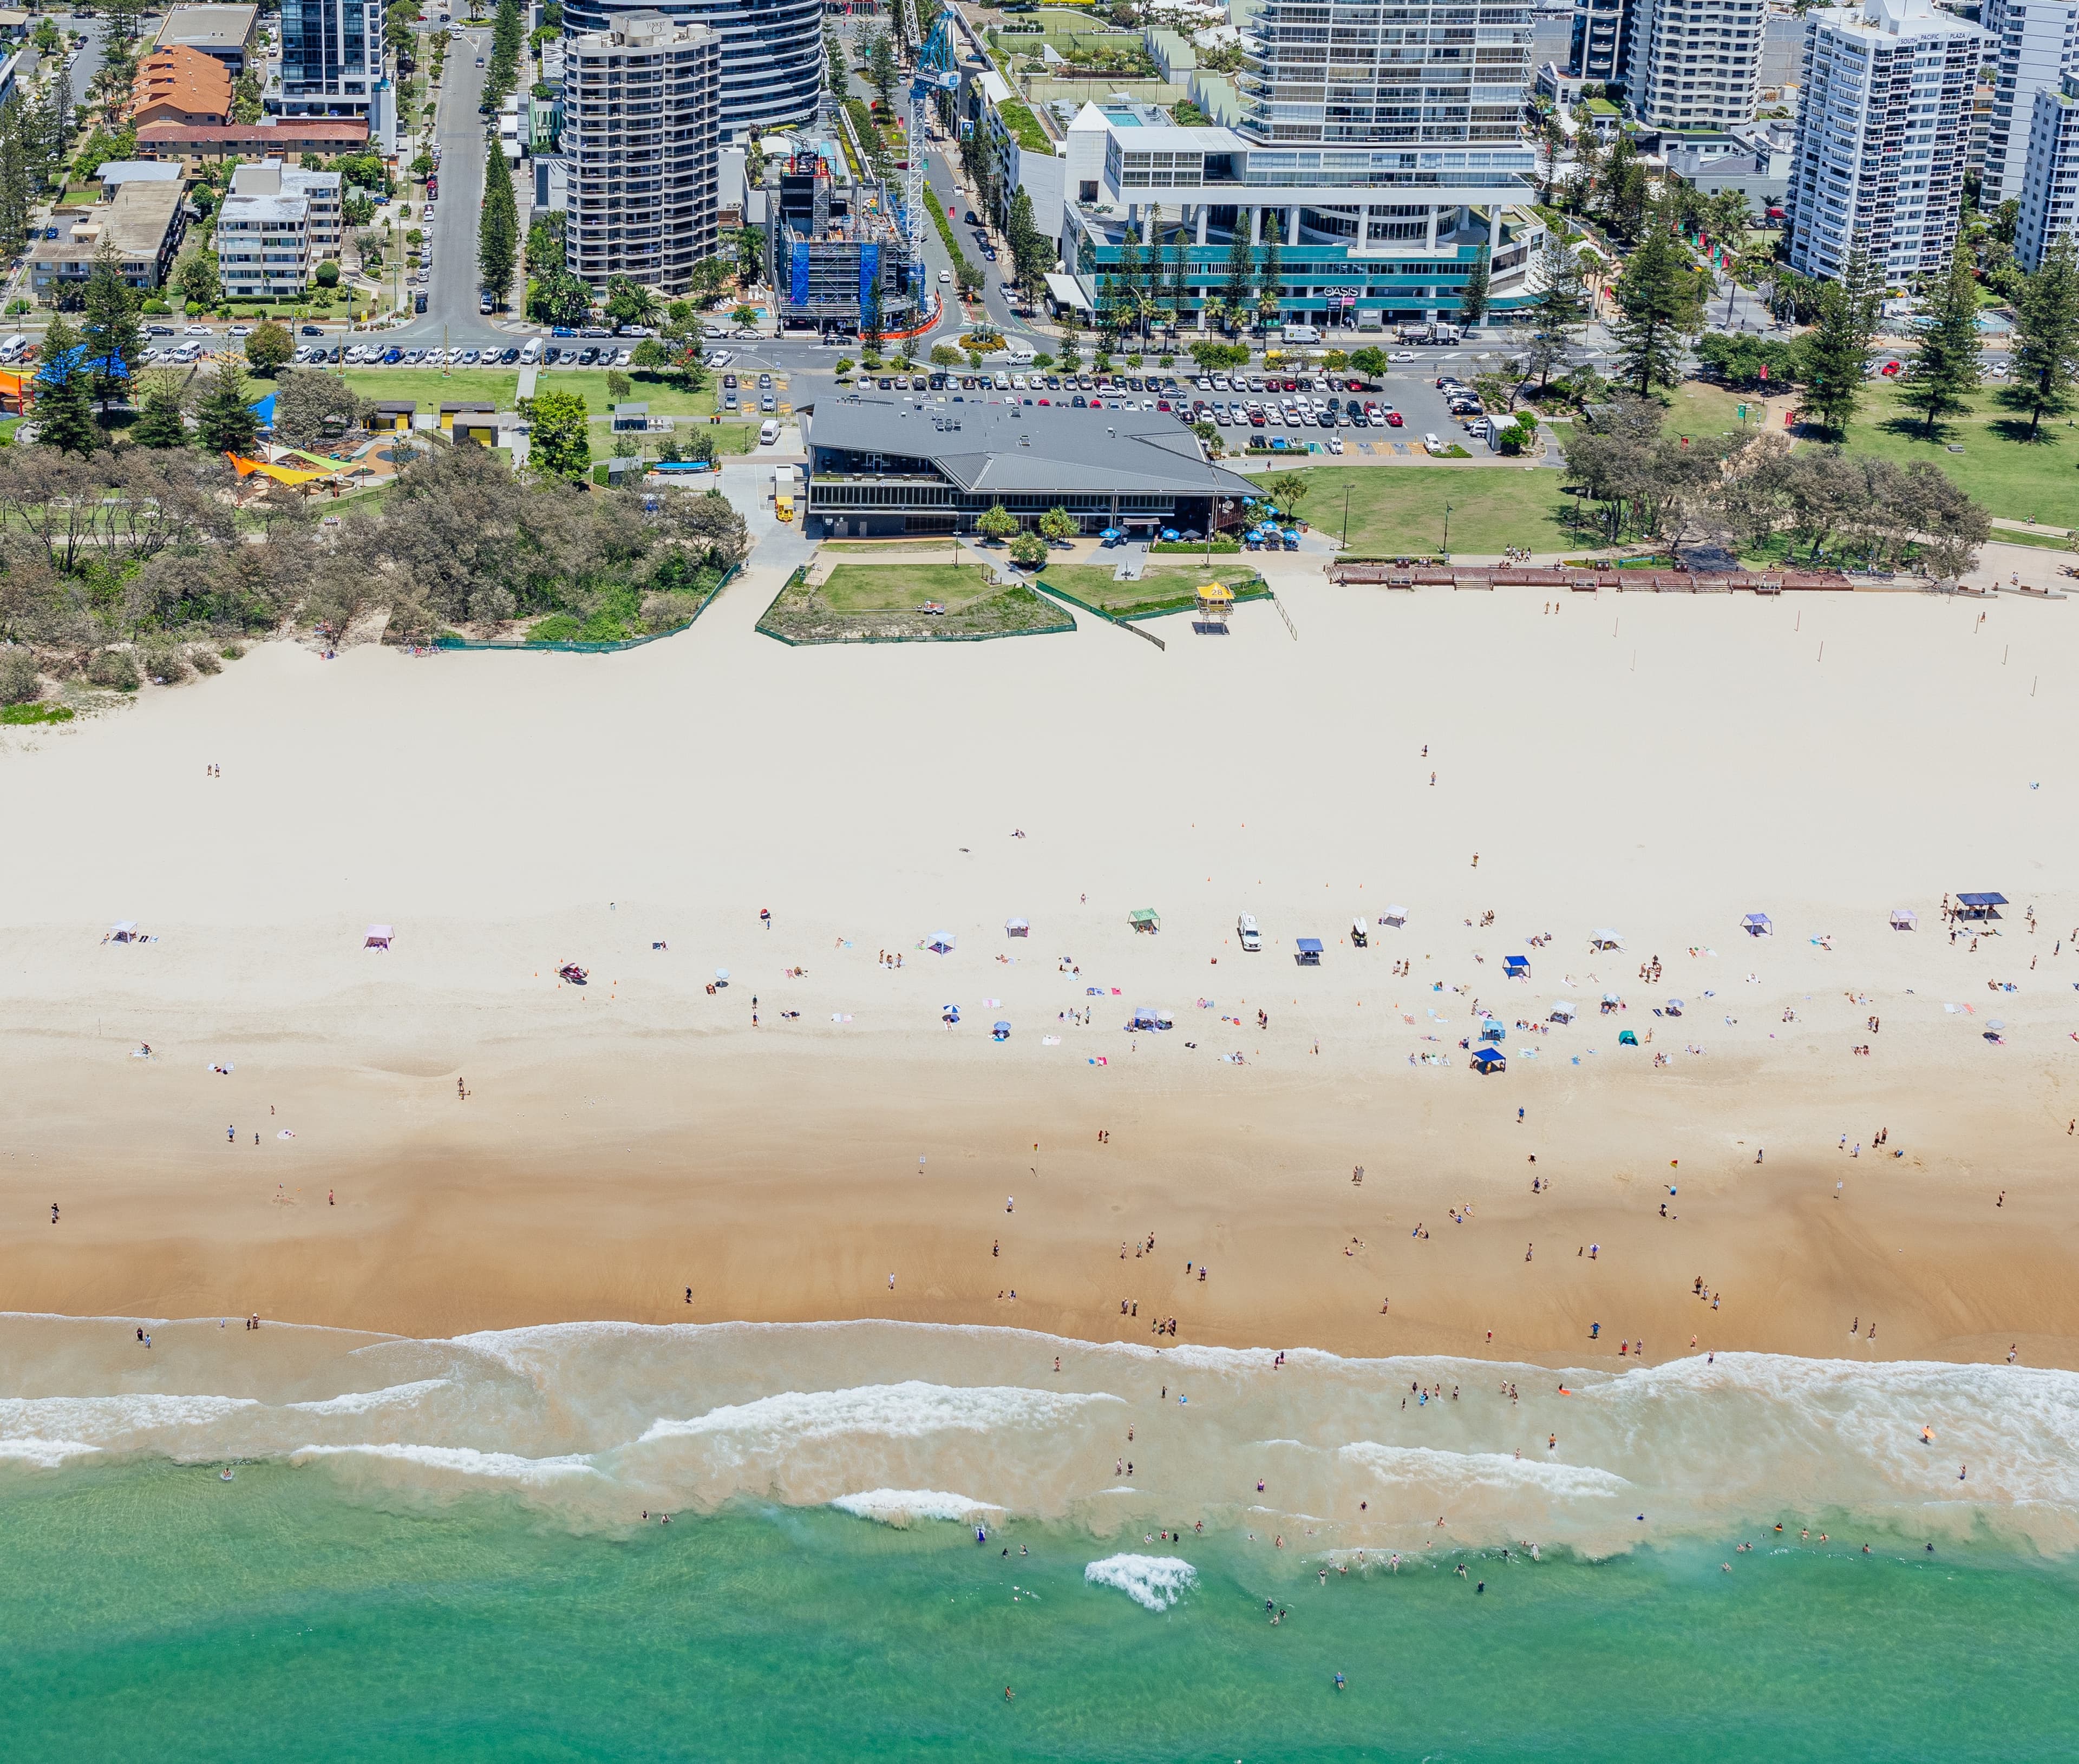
[3,1317,2077,1759]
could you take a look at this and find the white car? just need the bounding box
[447,348,466,364]
[613,347,633,366]
[227,324,253,337]
[938,268,952,283]
[185,324,212,335]
[705,349,732,366]
[1423,431,1443,453]
[1325,434,1344,454]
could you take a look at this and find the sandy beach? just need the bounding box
[5,558,2078,1368]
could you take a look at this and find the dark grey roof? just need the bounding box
[805,395,1255,498]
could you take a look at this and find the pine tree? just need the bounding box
[1610,206,1700,396]
[2002,233,2079,440]
[1114,233,1142,343]
[478,137,519,305]
[867,30,901,112]
[1903,233,1982,438]
[1257,221,1282,326]
[1222,217,1254,326]
[130,370,190,448]
[1526,234,1586,391]
[34,76,69,192]
[1459,240,1491,325]
[82,241,142,410]
[1166,228,1189,328]
[195,359,260,456]
[30,316,101,456]
[0,96,29,257]
[1797,254,1879,438]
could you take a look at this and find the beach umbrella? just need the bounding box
[715,967,730,981]
[1988,1019,2005,1031]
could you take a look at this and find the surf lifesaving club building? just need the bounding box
[797,394,1258,539]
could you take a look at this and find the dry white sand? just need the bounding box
[3,560,2077,1362]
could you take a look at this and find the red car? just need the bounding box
[1384,410,1404,427]
[1880,359,1902,376]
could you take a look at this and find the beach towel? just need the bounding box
[277,1130,296,1139]
[1088,1056,1108,1066]
[1043,1036,1061,1045]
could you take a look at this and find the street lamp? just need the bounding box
[1341,480,1351,549]
[1442,500,1452,560]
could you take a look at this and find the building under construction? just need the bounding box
[763,146,923,338]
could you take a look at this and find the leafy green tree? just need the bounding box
[175,252,221,312]
[129,370,190,448]
[1039,505,1079,543]
[1901,234,1982,438]
[976,502,1019,543]
[31,314,101,456]
[195,360,260,456]
[1349,346,1389,379]
[1610,206,1702,396]
[478,136,519,304]
[521,387,591,480]
[2002,233,2079,440]
[82,241,142,409]
[1264,470,1309,515]
[244,318,295,376]
[604,276,661,329]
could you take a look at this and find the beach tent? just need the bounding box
[109,921,139,943]
[1550,1000,1577,1022]
[1295,937,1323,966]
[1383,905,1408,927]
[1005,917,1029,937]
[992,1020,1011,1041]
[1128,909,1161,934]
[927,930,958,954]
[1502,955,1529,977]
[1665,998,1684,1016]
[1589,928,1624,949]
[363,924,394,949]
[1618,1028,1639,1046]
[1743,913,1772,936]
[1478,1017,1505,1041]
[1469,1045,1506,1073]
[1126,1007,1172,1031]
[1956,893,2007,920]
[1890,909,1918,930]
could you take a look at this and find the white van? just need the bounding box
[758,418,781,447]
[1237,913,1261,952]
[992,370,1011,390]
[1002,335,1036,364]
[519,337,542,364]
[1282,324,1322,345]
[0,332,27,363]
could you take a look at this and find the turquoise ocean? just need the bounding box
[3,1316,2076,1760]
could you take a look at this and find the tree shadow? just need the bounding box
[1986,416,2063,447]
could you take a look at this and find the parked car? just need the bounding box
[300,324,324,337]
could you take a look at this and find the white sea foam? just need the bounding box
[830,1488,1002,1525]
[289,1443,604,1484]
[284,1379,452,1416]
[1340,1442,1631,1499]
[639,1381,1116,1448]
[0,1393,260,1447]
[0,1438,103,1468]
[1084,1554,1198,1611]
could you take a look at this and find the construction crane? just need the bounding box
[901,8,960,296]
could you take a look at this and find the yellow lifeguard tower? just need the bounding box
[1195,581,1235,628]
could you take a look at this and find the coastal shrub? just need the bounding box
[221,644,246,661]
[0,644,40,705]
[526,613,584,644]
[187,646,222,676]
[140,642,193,684]
[86,649,139,691]
[641,588,705,630]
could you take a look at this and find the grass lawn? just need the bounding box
[1031,560,1267,618]
[1841,382,2079,524]
[820,539,959,553]
[762,562,1068,642]
[1664,379,1779,442]
[1986,524,2079,552]
[1272,465,1592,556]
[336,368,520,406]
